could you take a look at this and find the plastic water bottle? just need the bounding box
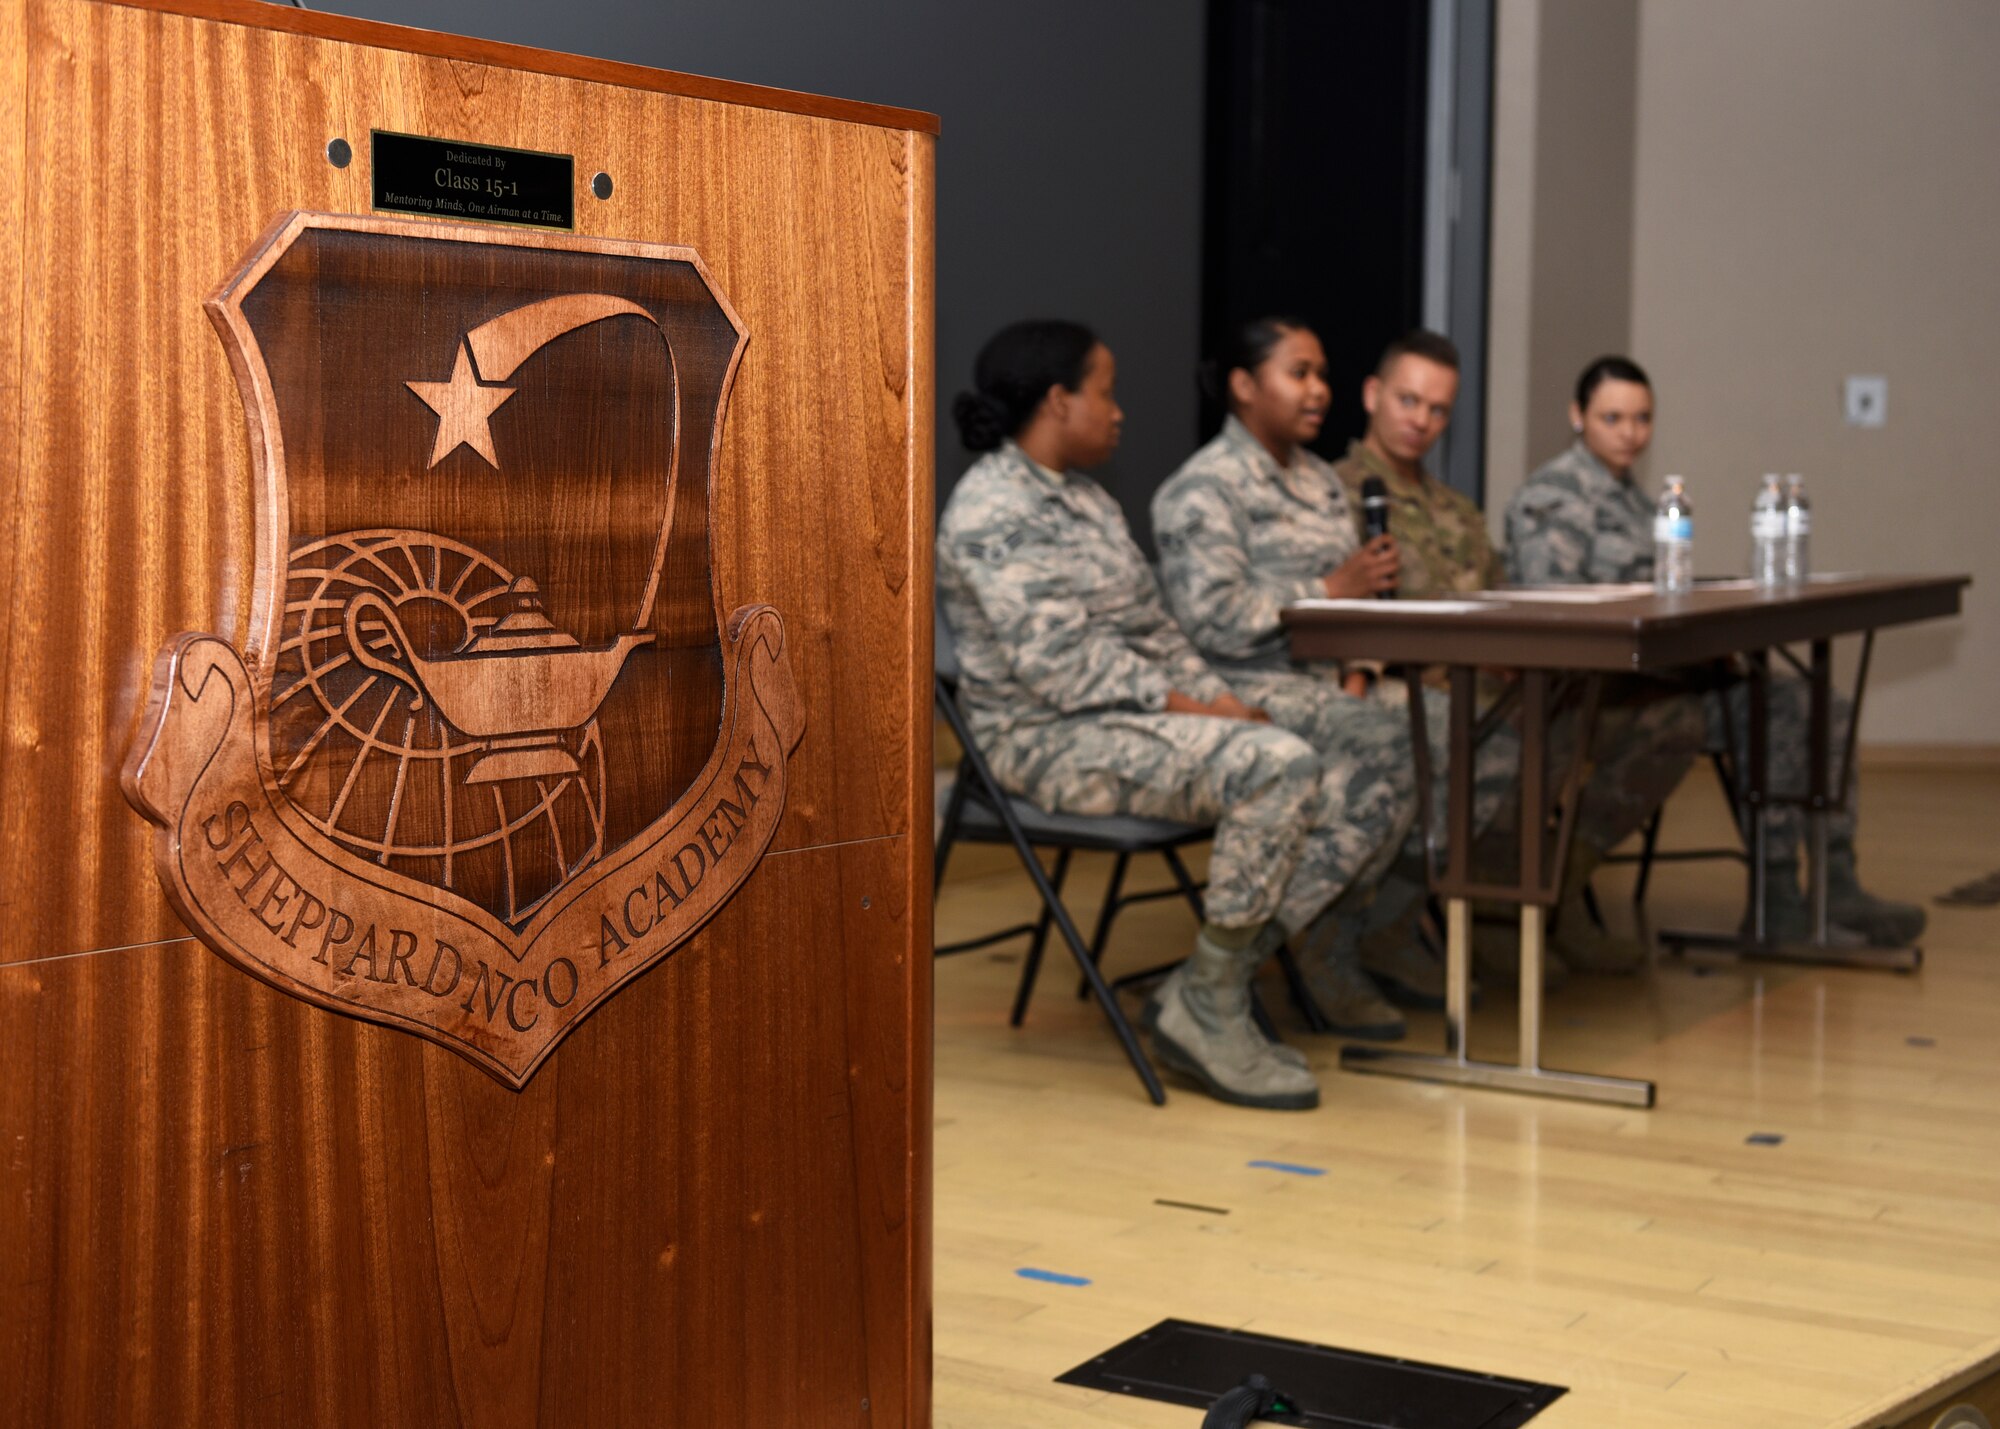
[1751,474,1786,589]
[1652,476,1694,593]
[1782,473,1811,586]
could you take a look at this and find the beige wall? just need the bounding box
[1483,0,1541,509]
[1489,0,2000,747]
[1486,0,1640,520]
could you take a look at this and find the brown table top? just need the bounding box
[1281,574,1970,671]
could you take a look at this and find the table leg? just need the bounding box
[1518,903,1544,1069]
[1661,639,1920,972]
[1809,637,1832,943]
[1444,896,1470,1059]
[1751,649,1770,946]
[1341,667,1655,1108]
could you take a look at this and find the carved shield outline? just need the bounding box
[123,212,805,1087]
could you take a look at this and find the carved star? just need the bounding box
[406,342,516,469]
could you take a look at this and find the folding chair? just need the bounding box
[1593,661,1750,918]
[1599,752,1748,909]
[932,611,1323,1105]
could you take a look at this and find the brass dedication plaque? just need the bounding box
[124,212,804,1087]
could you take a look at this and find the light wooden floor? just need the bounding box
[931,767,2000,1428]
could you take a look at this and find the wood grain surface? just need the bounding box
[3,838,920,1426]
[0,0,934,1421]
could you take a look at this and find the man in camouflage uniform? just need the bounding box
[938,440,1412,1109]
[1504,440,1924,946]
[1332,332,1706,973]
[1153,411,1521,1017]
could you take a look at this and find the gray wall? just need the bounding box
[312,0,1209,543]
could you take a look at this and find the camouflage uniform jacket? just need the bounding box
[1152,415,1358,676]
[1332,440,1504,596]
[1504,440,1654,585]
[936,443,1229,743]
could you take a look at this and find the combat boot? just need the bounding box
[1351,869,1478,1010]
[1140,924,1307,1070]
[1471,912,1572,990]
[1358,908,1483,1010]
[1748,861,1866,947]
[1358,911,1444,1008]
[1150,930,1320,1110]
[1549,845,1646,974]
[1825,841,1925,946]
[1300,910,1405,1041]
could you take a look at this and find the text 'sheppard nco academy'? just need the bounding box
[124,210,804,1087]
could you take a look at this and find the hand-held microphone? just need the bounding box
[1360,477,1394,599]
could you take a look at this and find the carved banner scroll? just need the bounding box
[123,212,803,1088]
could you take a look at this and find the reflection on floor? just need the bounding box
[932,766,2000,1428]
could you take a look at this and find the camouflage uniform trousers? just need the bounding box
[1227,670,1509,866]
[1547,679,1708,857]
[981,711,1406,935]
[1708,674,1857,854]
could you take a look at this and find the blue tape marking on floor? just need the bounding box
[1906,1035,1937,1048]
[1016,1268,1091,1287]
[1745,1132,1785,1146]
[1247,1159,1327,1177]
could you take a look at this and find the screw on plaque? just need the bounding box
[326,138,352,169]
[591,171,614,200]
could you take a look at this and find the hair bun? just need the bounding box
[1206,315,1313,414]
[955,320,1100,452]
[951,390,1009,452]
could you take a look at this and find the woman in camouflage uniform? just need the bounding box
[1504,356,1923,947]
[1152,317,1521,1019]
[936,321,1410,1110]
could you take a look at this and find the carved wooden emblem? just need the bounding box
[123,212,803,1087]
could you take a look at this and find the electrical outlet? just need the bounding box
[1845,375,1887,428]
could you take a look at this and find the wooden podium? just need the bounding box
[0,1,935,1423]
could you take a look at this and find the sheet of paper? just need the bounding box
[1477,584,1652,603]
[1289,598,1492,614]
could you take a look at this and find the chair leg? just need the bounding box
[933,767,968,893]
[1008,843,1165,1104]
[1416,903,1444,959]
[1011,848,1072,1028]
[1161,845,1207,923]
[934,676,1165,1103]
[1086,843,1212,1001]
[1088,852,1133,964]
[1581,882,1605,930]
[1631,808,1663,906]
[1074,851,1133,1000]
[1711,748,1748,842]
[1085,842,1214,1003]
